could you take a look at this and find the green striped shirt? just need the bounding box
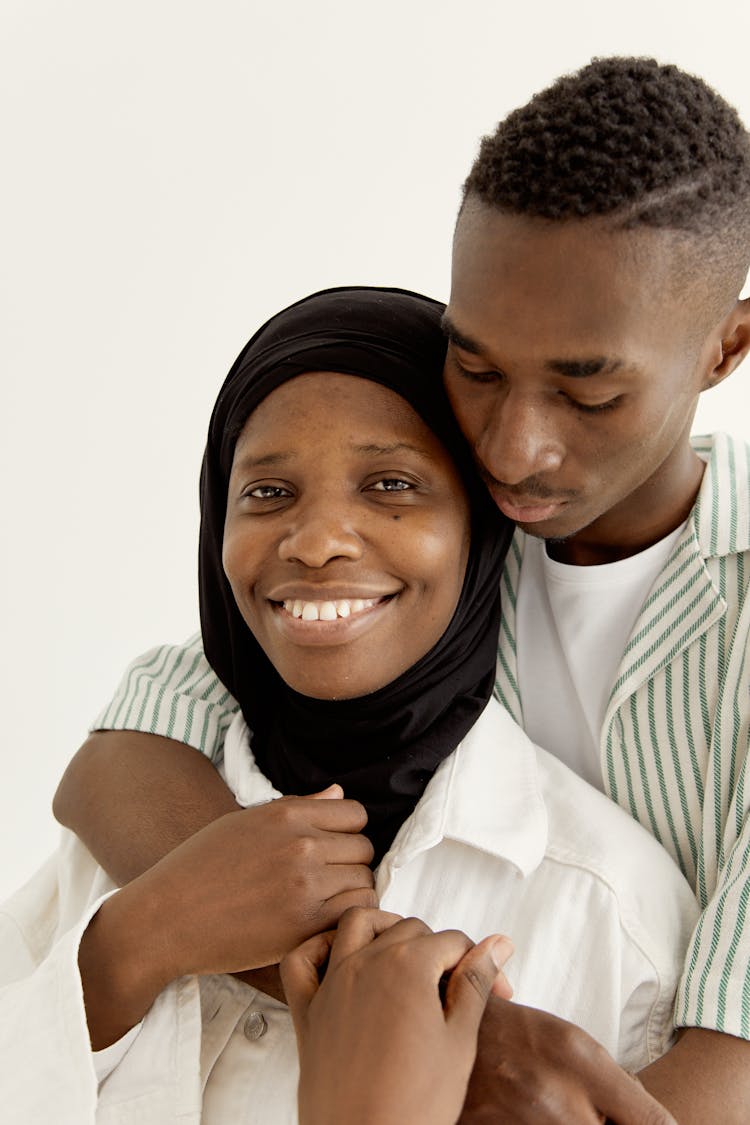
[94,432,750,1041]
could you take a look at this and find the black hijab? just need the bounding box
[199,286,513,861]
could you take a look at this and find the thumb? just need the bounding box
[307,783,344,800]
[445,935,514,1037]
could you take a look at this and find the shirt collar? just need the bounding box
[691,432,750,559]
[224,703,549,881]
[382,698,548,879]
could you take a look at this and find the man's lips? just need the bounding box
[489,488,571,524]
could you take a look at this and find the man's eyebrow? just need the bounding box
[545,358,624,378]
[442,315,627,379]
[440,314,483,355]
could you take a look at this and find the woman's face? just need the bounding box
[223,372,471,699]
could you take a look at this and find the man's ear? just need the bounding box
[703,296,750,390]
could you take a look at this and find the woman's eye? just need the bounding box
[246,484,291,499]
[370,478,413,492]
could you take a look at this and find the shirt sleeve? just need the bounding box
[0,886,112,1122]
[91,633,238,762]
[674,757,750,1040]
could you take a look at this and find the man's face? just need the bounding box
[444,202,719,560]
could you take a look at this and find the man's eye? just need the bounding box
[370,478,413,492]
[568,396,622,415]
[453,361,500,385]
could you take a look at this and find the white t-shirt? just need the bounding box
[516,523,687,790]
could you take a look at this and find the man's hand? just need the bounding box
[459,997,677,1125]
[281,906,514,1125]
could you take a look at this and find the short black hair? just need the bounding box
[463,57,750,306]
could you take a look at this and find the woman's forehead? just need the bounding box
[238,371,428,436]
[230,371,457,478]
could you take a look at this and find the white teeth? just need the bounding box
[281,597,380,621]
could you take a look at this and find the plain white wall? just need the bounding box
[2,0,750,899]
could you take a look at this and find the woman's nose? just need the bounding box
[278,501,364,568]
[475,392,565,486]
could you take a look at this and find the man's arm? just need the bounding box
[54,635,241,885]
[53,731,239,885]
[638,1026,750,1121]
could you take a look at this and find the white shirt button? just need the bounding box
[243,1011,268,1041]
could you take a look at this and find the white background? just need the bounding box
[2,0,750,899]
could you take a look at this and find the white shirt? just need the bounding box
[517,524,686,789]
[0,700,699,1123]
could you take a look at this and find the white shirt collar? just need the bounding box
[222,699,548,882]
[383,698,548,879]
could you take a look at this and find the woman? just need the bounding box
[1,288,696,1123]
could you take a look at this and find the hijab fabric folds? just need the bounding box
[199,286,512,861]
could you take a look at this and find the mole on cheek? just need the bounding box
[392,515,401,521]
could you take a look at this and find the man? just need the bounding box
[55,57,750,1122]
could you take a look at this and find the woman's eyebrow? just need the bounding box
[233,451,293,470]
[234,442,430,469]
[352,441,430,457]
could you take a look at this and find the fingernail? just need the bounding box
[490,936,513,970]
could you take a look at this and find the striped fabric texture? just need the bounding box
[94,433,750,1041]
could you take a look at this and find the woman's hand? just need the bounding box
[280,906,513,1125]
[79,785,376,1047]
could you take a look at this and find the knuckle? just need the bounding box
[347,887,379,910]
[290,833,318,864]
[643,1105,674,1125]
[270,800,298,830]
[559,1021,599,1065]
[462,963,491,1002]
[338,904,371,924]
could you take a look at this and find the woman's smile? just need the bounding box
[270,593,398,645]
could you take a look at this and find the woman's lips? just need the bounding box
[282,596,381,621]
[269,594,396,644]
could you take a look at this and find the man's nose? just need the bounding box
[278,500,364,568]
[475,392,565,486]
